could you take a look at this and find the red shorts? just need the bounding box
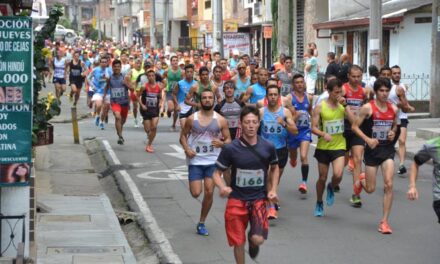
[129,90,137,102]
[111,103,129,119]
[224,198,268,247]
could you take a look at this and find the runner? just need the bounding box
[352,77,398,234]
[232,62,251,99]
[138,69,164,152]
[407,136,440,224]
[180,89,231,236]
[276,56,297,96]
[126,58,144,127]
[163,56,182,130]
[185,67,221,109]
[388,65,416,175]
[260,85,297,219]
[87,56,111,130]
[212,105,279,262]
[284,74,313,194]
[311,78,347,216]
[342,65,369,207]
[103,59,132,144]
[173,64,197,129]
[52,48,68,99]
[211,65,225,100]
[67,51,86,106]
[242,68,269,105]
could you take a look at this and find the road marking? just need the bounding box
[164,144,186,160]
[102,140,182,264]
[137,165,188,181]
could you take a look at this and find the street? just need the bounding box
[58,93,440,264]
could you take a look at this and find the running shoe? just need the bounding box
[99,123,104,130]
[267,206,278,220]
[289,159,297,168]
[326,183,335,206]
[314,202,324,217]
[397,164,407,175]
[349,194,362,208]
[298,182,307,194]
[145,145,155,153]
[134,119,139,128]
[248,232,259,259]
[196,222,209,236]
[347,157,354,171]
[353,173,365,195]
[95,116,100,126]
[117,137,124,145]
[334,185,340,193]
[378,221,393,234]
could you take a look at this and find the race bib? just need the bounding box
[324,119,344,135]
[146,96,158,107]
[347,99,363,116]
[263,120,283,134]
[235,169,264,188]
[372,121,392,142]
[281,83,292,95]
[193,139,214,154]
[297,110,310,128]
[227,117,239,128]
[111,87,125,98]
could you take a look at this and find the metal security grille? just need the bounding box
[296,0,305,62]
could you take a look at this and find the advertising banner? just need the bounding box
[223,32,250,58]
[0,17,33,186]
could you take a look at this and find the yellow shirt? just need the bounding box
[317,100,346,150]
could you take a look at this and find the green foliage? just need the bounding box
[58,17,73,29]
[32,4,64,144]
[271,0,278,61]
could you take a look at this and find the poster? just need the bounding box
[0,17,33,186]
[223,33,250,58]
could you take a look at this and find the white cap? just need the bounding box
[233,49,240,56]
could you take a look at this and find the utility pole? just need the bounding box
[150,0,156,49]
[430,0,440,117]
[369,0,382,68]
[278,0,290,56]
[163,0,169,47]
[97,0,102,41]
[212,0,224,57]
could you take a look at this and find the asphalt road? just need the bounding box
[54,91,439,264]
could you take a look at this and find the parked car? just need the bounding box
[34,24,77,38]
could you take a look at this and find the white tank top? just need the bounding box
[187,112,221,165]
[389,84,408,120]
[54,57,66,78]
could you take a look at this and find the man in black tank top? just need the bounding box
[67,51,86,106]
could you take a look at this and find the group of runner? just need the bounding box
[44,40,440,263]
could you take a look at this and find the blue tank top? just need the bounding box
[235,77,250,99]
[177,79,196,104]
[250,83,266,103]
[261,107,287,149]
[291,92,311,129]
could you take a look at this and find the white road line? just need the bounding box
[169,144,184,153]
[165,144,186,160]
[102,140,121,165]
[102,140,182,264]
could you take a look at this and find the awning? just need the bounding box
[313,0,431,31]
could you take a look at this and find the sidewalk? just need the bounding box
[34,87,137,263]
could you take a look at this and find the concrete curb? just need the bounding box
[96,139,182,264]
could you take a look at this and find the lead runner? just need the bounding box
[213,106,279,263]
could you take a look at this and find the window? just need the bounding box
[205,0,211,9]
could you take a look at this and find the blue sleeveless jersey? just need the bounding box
[291,92,311,130]
[250,83,266,103]
[177,79,196,104]
[235,77,250,99]
[261,107,287,149]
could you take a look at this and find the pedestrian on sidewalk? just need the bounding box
[213,106,279,263]
[180,89,231,236]
[407,136,440,224]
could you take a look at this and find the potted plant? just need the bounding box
[32,5,63,146]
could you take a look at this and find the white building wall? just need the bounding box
[391,13,431,75]
[170,21,181,49]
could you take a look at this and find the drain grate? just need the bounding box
[73,255,125,264]
[39,215,91,222]
[47,246,125,254]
